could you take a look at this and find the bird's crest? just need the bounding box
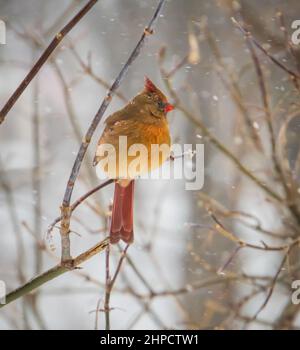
[144,76,160,93]
[143,76,169,104]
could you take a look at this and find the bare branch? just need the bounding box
[0,238,109,309]
[231,17,300,89]
[59,0,166,263]
[0,0,98,124]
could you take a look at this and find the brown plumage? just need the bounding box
[93,77,174,244]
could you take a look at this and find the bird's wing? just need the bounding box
[104,103,136,126]
[93,104,135,167]
[92,98,155,167]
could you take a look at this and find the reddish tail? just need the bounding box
[110,180,134,244]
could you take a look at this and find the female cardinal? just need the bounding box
[93,77,174,244]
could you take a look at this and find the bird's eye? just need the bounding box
[158,100,165,110]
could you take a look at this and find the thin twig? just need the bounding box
[217,246,243,275]
[69,44,128,102]
[104,243,111,330]
[231,17,300,89]
[251,241,298,322]
[47,179,114,239]
[104,244,130,330]
[210,213,299,252]
[133,276,239,299]
[110,245,130,289]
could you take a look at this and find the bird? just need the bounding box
[93,77,174,244]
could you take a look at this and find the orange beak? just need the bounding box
[164,103,174,113]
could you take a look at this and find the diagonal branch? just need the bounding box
[231,17,300,89]
[0,237,109,309]
[0,0,98,124]
[59,0,166,263]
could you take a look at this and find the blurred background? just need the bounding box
[1,0,300,330]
